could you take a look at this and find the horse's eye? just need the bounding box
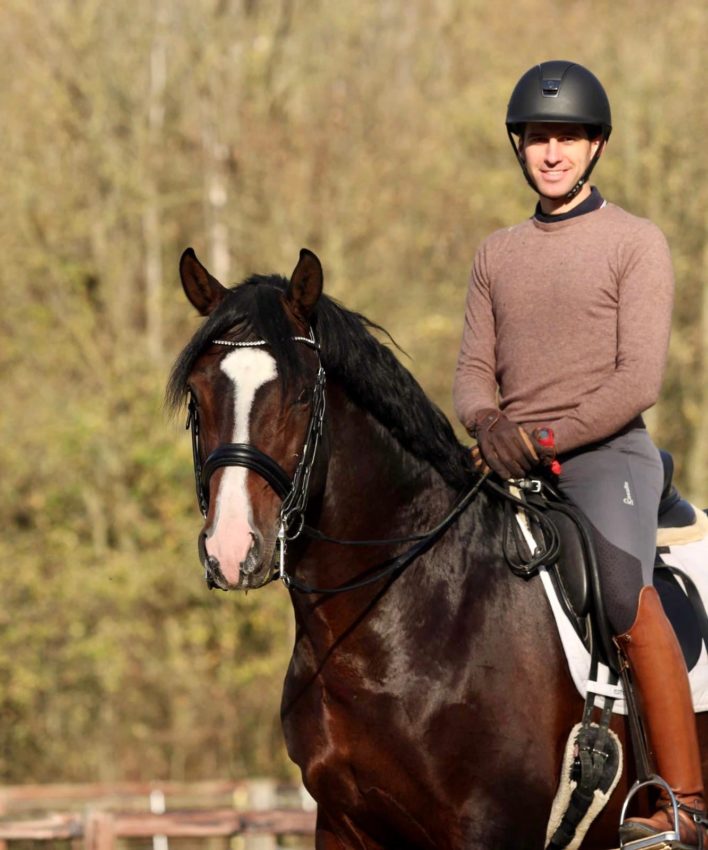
[296,388,310,405]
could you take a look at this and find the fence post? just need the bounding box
[149,789,169,850]
[85,809,115,850]
[244,779,276,850]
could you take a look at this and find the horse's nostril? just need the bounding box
[203,554,231,591]
[242,536,262,575]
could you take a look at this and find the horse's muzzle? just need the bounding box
[198,531,272,591]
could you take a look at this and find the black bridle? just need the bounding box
[186,332,326,540]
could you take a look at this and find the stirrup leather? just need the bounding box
[620,775,706,850]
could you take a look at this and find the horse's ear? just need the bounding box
[179,248,228,316]
[286,249,323,321]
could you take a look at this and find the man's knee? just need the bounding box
[589,525,645,635]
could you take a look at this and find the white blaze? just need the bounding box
[205,348,277,583]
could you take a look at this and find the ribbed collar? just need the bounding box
[534,186,605,223]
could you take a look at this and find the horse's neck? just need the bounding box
[288,387,464,634]
[322,386,452,535]
[284,392,513,697]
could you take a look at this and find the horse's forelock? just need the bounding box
[166,274,299,413]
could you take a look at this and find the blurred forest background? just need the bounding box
[1,0,706,786]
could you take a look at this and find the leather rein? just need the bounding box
[185,330,490,595]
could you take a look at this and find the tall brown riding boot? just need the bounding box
[616,586,707,848]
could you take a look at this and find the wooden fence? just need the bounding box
[0,780,316,849]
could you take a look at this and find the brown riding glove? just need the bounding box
[470,408,539,480]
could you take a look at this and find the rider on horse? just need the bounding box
[453,60,706,848]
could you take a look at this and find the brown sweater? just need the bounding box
[452,202,674,454]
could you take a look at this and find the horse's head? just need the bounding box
[172,248,325,591]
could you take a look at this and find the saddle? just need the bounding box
[507,449,708,674]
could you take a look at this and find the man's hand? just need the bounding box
[470,408,539,480]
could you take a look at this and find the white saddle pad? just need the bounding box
[530,508,708,715]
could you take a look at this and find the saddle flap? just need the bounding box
[547,507,591,619]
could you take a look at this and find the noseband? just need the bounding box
[186,331,326,546]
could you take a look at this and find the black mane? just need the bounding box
[167,275,472,490]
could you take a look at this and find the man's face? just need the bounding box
[520,122,602,201]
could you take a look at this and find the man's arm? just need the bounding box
[550,224,674,453]
[453,248,499,432]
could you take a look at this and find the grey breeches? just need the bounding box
[556,427,663,636]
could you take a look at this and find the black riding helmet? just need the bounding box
[506,61,612,201]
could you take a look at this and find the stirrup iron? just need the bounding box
[620,775,681,849]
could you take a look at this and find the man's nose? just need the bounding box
[544,138,561,163]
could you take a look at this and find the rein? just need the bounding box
[186,330,559,596]
[279,475,561,595]
[279,473,489,595]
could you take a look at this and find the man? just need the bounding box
[453,60,706,848]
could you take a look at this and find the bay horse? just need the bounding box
[168,248,707,850]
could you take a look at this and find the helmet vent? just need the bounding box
[542,78,561,97]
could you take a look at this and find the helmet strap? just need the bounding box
[563,145,604,201]
[507,129,606,203]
